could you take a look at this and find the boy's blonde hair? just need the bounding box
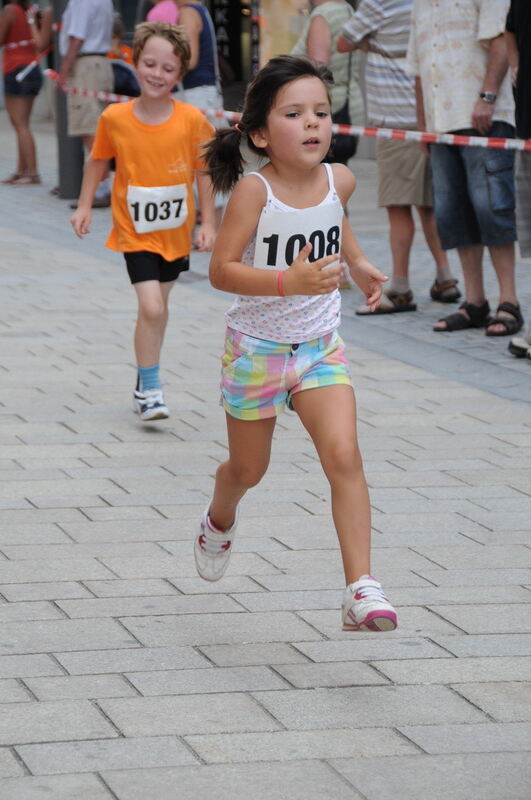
[133,22,191,73]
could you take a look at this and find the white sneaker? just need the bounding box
[341,575,397,632]
[194,505,239,582]
[508,325,531,358]
[133,388,169,421]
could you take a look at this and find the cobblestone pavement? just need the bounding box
[0,114,530,799]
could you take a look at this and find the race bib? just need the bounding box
[127,184,188,234]
[253,199,343,271]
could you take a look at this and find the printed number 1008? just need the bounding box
[263,225,341,267]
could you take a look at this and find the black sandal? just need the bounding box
[485,302,524,337]
[357,289,417,315]
[433,300,491,332]
[430,278,462,303]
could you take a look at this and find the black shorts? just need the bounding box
[124,251,190,284]
[4,65,43,97]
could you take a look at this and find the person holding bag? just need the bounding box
[291,0,364,165]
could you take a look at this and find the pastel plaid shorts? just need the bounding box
[220,327,352,421]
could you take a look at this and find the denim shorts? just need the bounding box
[430,122,517,250]
[4,65,42,97]
[220,328,352,421]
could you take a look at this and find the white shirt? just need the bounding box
[406,0,514,133]
[59,0,114,56]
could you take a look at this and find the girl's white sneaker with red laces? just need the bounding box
[194,506,240,582]
[341,575,398,632]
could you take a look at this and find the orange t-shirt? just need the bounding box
[91,99,215,261]
[106,44,133,65]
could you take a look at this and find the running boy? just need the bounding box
[196,55,398,632]
[71,22,216,421]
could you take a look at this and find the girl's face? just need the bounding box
[252,76,332,165]
[136,36,182,99]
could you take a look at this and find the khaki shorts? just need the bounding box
[67,55,113,137]
[377,137,433,208]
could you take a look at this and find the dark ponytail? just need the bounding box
[202,126,245,195]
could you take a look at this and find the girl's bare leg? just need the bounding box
[5,95,38,175]
[209,413,277,530]
[291,384,370,584]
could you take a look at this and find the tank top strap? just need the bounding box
[246,171,274,205]
[322,162,338,199]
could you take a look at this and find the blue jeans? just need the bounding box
[430,122,517,250]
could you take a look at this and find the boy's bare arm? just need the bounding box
[70,158,108,238]
[195,172,216,251]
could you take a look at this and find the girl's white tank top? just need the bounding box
[225,163,343,343]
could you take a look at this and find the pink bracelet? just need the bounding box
[277,270,285,297]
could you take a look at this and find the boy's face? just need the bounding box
[136,36,182,99]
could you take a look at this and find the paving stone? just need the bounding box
[16,736,198,775]
[102,761,365,800]
[0,558,115,583]
[197,643,309,667]
[0,700,118,744]
[185,726,417,764]
[0,774,114,799]
[372,656,531,684]
[0,524,72,545]
[330,752,531,800]
[0,619,138,655]
[414,568,531,586]
[121,611,322,647]
[273,660,389,688]
[293,638,452,662]
[0,747,25,777]
[169,576,265,594]
[412,545,531,570]
[234,590,342,612]
[0,654,64,679]
[1,542,166,561]
[399,722,531,754]
[297,606,462,639]
[0,601,65,622]
[0,582,93,601]
[253,685,486,729]
[431,634,531,658]
[82,579,180,597]
[451,682,531,722]
[23,675,138,700]
[99,693,281,737]
[56,593,243,618]
[430,604,531,634]
[387,585,531,606]
[126,666,288,695]
[55,646,211,675]
[0,678,32,702]
[260,547,439,574]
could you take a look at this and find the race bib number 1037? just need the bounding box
[127,184,188,234]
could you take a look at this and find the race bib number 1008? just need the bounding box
[127,184,188,234]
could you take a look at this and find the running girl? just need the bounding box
[195,55,397,632]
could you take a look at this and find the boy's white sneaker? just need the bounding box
[133,388,169,421]
[342,575,397,632]
[194,506,239,582]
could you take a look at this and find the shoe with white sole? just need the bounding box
[342,575,397,632]
[133,388,169,421]
[194,505,239,581]
[508,325,531,358]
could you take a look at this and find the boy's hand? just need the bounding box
[195,222,216,252]
[350,259,388,311]
[70,208,92,238]
[283,243,342,296]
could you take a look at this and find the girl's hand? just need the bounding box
[284,243,343,296]
[350,259,388,312]
[70,208,92,238]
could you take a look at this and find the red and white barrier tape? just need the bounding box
[44,69,531,153]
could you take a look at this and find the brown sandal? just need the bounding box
[1,173,21,184]
[11,174,41,185]
[356,289,417,315]
[430,278,462,303]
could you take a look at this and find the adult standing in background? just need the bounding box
[173,1,223,118]
[58,0,114,208]
[408,0,524,337]
[291,0,364,165]
[338,0,459,314]
[505,0,531,358]
[0,0,50,184]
